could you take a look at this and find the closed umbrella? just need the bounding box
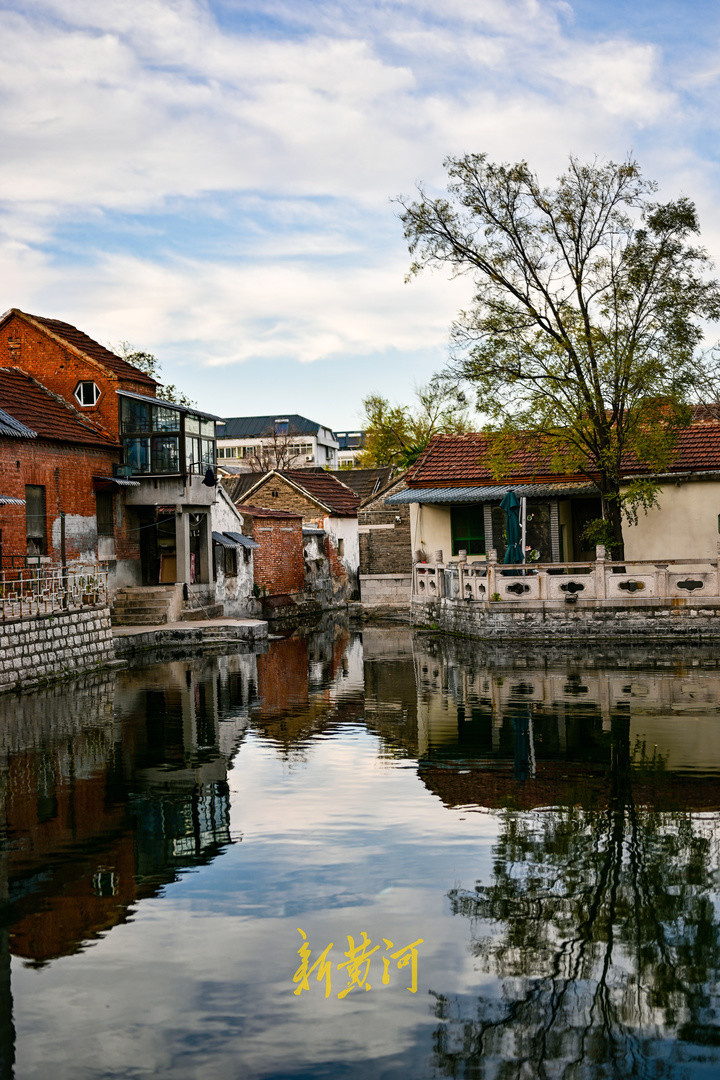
[500,490,523,565]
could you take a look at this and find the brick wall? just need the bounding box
[0,312,153,441]
[245,475,325,526]
[243,512,305,595]
[0,439,139,565]
[358,476,411,574]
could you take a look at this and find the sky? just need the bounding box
[2,0,720,428]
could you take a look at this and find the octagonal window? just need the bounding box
[74,380,100,407]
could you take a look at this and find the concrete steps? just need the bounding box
[111,587,176,627]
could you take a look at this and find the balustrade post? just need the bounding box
[457,549,466,602]
[655,562,669,599]
[595,544,607,600]
[434,550,445,598]
[487,548,497,601]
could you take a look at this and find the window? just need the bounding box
[25,485,46,557]
[74,381,100,407]
[451,505,485,556]
[96,491,114,537]
[120,397,215,476]
[274,418,289,436]
[337,538,344,557]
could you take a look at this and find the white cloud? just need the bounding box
[0,0,717,413]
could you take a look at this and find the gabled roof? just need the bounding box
[243,470,361,516]
[218,414,334,439]
[4,310,157,387]
[220,472,271,504]
[327,467,393,500]
[0,368,118,448]
[234,502,303,521]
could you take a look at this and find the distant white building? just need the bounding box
[334,430,365,468]
[216,415,339,471]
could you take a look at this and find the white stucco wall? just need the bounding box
[623,479,720,562]
[323,515,359,575]
[210,486,255,615]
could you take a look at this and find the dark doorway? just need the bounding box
[571,497,603,560]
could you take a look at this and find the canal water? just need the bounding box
[1,623,720,1079]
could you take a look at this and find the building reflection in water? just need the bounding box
[1,627,720,1080]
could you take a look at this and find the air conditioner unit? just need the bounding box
[113,463,134,478]
[305,455,314,462]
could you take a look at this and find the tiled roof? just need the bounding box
[621,422,720,475]
[218,414,333,439]
[220,473,270,504]
[407,424,720,487]
[234,502,303,520]
[327,467,393,500]
[0,404,35,438]
[19,312,157,387]
[0,368,118,447]
[387,482,599,505]
[277,470,361,515]
[406,433,586,486]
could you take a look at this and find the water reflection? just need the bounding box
[0,626,718,1078]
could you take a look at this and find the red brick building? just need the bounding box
[0,367,135,568]
[0,310,221,592]
[235,503,305,596]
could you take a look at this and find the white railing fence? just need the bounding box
[0,563,109,621]
[413,544,720,605]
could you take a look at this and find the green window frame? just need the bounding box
[451,505,485,556]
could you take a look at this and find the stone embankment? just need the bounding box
[0,607,269,694]
[0,606,116,692]
[412,597,720,642]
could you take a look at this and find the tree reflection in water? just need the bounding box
[434,708,720,1079]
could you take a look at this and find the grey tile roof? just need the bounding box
[218,414,328,438]
[386,482,600,505]
[0,405,36,438]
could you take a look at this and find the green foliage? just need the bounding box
[580,516,617,553]
[358,378,471,469]
[399,155,720,555]
[118,342,196,408]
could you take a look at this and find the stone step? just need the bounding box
[111,612,169,626]
[180,603,224,621]
[112,600,172,612]
[115,588,176,599]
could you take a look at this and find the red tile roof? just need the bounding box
[0,368,118,447]
[278,470,361,515]
[406,433,586,486]
[622,422,720,475]
[19,311,157,387]
[407,424,720,487]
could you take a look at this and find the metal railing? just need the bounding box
[0,563,109,621]
[413,544,720,605]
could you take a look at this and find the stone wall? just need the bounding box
[358,474,411,574]
[412,596,720,642]
[360,573,412,608]
[0,606,115,692]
